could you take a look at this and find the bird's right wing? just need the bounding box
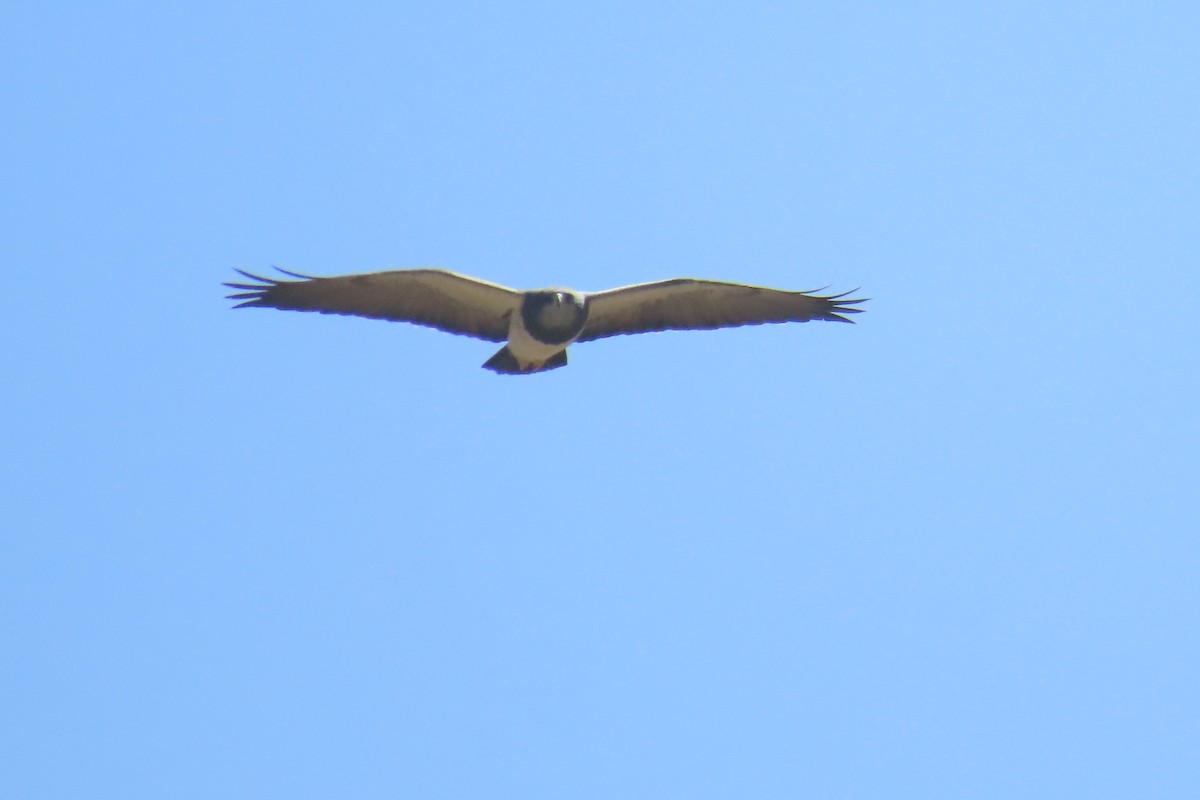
[225,268,521,342]
[578,279,865,342]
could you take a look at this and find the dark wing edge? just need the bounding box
[811,289,868,323]
[223,267,517,342]
[224,268,318,307]
[576,279,868,343]
[798,287,868,323]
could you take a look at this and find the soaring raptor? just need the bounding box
[225,268,865,374]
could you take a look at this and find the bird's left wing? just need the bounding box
[225,268,520,342]
[577,279,865,342]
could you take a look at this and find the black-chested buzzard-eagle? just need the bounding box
[225,268,865,374]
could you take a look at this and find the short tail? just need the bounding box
[482,346,569,375]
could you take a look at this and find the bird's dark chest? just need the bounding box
[520,293,589,345]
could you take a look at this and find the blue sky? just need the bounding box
[3,2,1198,797]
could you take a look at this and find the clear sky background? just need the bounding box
[4,2,1198,797]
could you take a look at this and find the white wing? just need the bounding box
[579,279,865,342]
[226,268,521,342]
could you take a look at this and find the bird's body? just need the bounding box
[225,268,865,374]
[490,289,590,372]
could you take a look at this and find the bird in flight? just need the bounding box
[225,268,866,374]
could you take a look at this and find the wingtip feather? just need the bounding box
[272,266,316,280]
[231,268,275,284]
